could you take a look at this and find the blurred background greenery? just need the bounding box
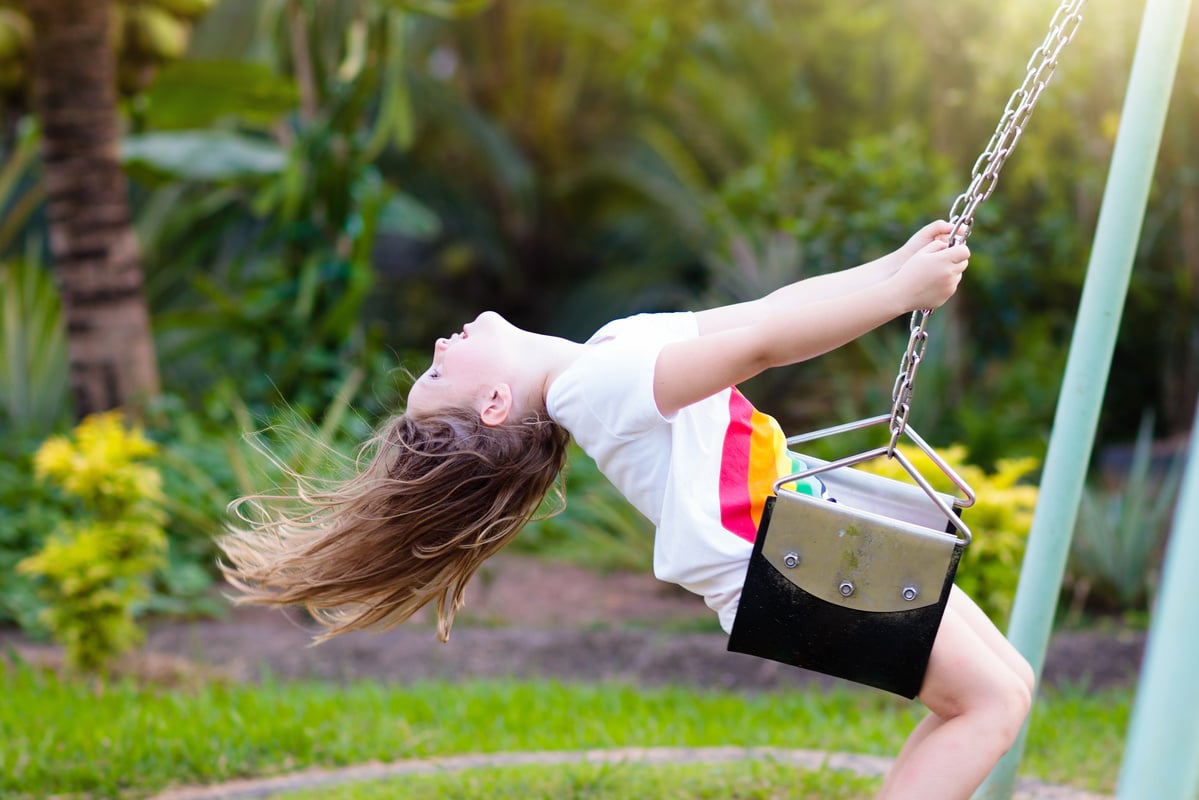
[0,0,1194,660]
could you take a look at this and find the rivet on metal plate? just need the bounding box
[902,586,919,602]
[839,581,855,597]
[783,552,800,569]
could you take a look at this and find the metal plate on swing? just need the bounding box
[762,484,961,614]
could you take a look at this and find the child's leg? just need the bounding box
[945,586,1036,689]
[877,587,1034,800]
[880,587,1035,792]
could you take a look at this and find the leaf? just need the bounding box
[377,190,441,240]
[122,131,288,183]
[363,11,415,159]
[0,260,68,434]
[379,0,493,20]
[141,60,300,130]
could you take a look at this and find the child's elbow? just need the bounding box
[746,342,782,377]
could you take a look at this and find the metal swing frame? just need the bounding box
[728,0,1085,698]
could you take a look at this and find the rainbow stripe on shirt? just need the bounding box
[719,388,792,542]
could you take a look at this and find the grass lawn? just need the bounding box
[1,659,1129,799]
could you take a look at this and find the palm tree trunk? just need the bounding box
[23,0,160,417]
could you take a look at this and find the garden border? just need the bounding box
[149,746,1112,800]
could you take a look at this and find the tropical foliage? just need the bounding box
[0,0,1193,634]
[0,258,66,435]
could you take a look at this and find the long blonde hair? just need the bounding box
[219,407,570,642]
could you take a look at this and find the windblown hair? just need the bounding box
[219,407,571,643]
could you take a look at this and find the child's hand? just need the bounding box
[882,220,962,278]
[892,239,970,311]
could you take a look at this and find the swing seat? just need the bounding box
[727,417,974,699]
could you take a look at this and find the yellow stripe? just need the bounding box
[745,409,789,527]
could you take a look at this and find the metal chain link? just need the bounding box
[887,0,1087,454]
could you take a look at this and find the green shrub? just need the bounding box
[856,444,1039,626]
[143,392,250,617]
[0,435,70,631]
[17,412,168,673]
[1,399,241,629]
[1068,415,1184,614]
[516,443,655,572]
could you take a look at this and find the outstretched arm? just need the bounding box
[654,230,969,417]
[694,220,954,336]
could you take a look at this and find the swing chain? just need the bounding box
[886,0,1086,455]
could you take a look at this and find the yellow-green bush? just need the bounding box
[17,412,167,673]
[856,445,1039,626]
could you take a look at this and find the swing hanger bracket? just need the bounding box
[780,414,976,547]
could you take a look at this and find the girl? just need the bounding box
[221,219,1033,799]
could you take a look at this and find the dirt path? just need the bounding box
[133,555,1146,692]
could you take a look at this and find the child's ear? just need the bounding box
[479,383,513,427]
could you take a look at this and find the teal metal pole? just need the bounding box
[1116,400,1199,799]
[973,0,1193,797]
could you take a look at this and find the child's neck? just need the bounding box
[518,331,588,408]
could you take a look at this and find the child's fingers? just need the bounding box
[928,242,970,262]
[921,220,953,243]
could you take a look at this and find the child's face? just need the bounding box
[406,311,522,418]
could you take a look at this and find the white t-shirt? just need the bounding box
[546,312,792,633]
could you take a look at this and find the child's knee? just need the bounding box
[1014,652,1036,698]
[989,666,1034,744]
[955,661,1033,746]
